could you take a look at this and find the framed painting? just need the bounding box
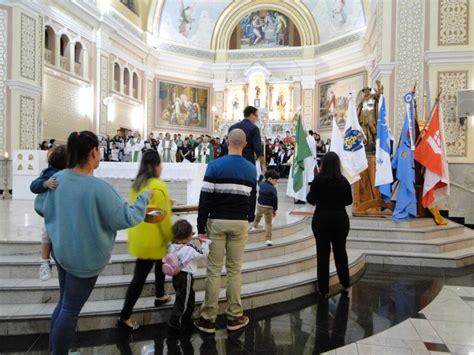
[156,80,209,131]
[317,71,367,130]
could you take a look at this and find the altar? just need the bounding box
[94,162,206,205]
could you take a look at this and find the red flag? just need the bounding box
[414,103,449,208]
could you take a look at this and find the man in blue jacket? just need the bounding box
[229,106,266,223]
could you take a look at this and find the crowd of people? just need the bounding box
[32,105,352,354]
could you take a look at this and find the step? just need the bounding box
[0,246,319,304]
[347,229,474,254]
[350,217,438,228]
[351,245,474,268]
[0,251,365,335]
[348,220,465,241]
[0,227,315,278]
[0,215,309,256]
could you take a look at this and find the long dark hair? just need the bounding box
[318,152,344,184]
[67,131,99,168]
[132,150,161,191]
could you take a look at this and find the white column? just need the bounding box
[137,77,142,101]
[54,34,60,67]
[82,50,89,79]
[119,67,124,94]
[68,42,75,74]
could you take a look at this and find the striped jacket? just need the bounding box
[197,155,257,234]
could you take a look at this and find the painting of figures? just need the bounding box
[318,72,366,130]
[157,80,209,130]
[158,0,231,48]
[236,10,300,49]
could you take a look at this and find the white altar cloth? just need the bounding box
[94,162,206,205]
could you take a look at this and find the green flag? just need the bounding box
[292,115,312,192]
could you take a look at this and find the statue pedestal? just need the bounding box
[352,155,395,217]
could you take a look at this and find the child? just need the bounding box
[166,219,211,331]
[30,145,68,281]
[110,142,120,162]
[253,170,279,246]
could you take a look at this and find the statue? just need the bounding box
[231,95,240,119]
[276,91,286,120]
[356,81,382,153]
[255,85,261,99]
[214,113,221,134]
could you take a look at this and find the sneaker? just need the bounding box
[154,294,171,306]
[227,316,249,331]
[194,317,216,334]
[266,240,273,246]
[39,262,52,281]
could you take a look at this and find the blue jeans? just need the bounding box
[49,262,98,355]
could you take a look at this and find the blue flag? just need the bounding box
[392,93,417,221]
[375,96,393,202]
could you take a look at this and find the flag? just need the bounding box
[330,118,353,183]
[375,96,393,202]
[414,102,450,208]
[341,98,368,183]
[291,115,312,192]
[392,92,417,221]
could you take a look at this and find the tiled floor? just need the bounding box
[3,264,473,354]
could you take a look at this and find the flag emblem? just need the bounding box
[343,128,364,152]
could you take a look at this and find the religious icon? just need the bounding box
[356,81,382,153]
[28,154,34,160]
[17,164,23,171]
[17,154,23,160]
[232,95,240,119]
[178,0,194,38]
[276,91,286,120]
[255,85,261,99]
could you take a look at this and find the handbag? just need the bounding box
[144,188,168,224]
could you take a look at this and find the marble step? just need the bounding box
[0,247,318,304]
[347,229,474,254]
[348,220,465,240]
[0,227,315,278]
[352,245,474,268]
[0,251,365,335]
[0,216,309,256]
[349,217,438,228]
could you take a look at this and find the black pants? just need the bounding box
[249,182,257,223]
[312,211,350,294]
[120,259,166,320]
[169,272,195,328]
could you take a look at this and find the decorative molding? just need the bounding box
[20,13,37,81]
[302,89,313,130]
[99,55,108,134]
[109,10,143,40]
[370,62,395,81]
[424,49,474,65]
[438,0,469,45]
[146,80,153,134]
[375,0,383,63]
[438,71,468,157]
[228,48,304,61]
[20,96,36,149]
[0,9,7,156]
[394,0,425,136]
[6,80,42,96]
[314,31,364,56]
[157,42,215,61]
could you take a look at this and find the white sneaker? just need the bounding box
[39,262,52,281]
[266,240,273,246]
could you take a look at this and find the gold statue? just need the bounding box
[276,91,286,120]
[356,81,382,153]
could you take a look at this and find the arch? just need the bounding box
[132,72,139,99]
[60,34,70,71]
[113,62,121,92]
[74,42,83,63]
[123,67,130,95]
[44,26,55,65]
[211,1,319,50]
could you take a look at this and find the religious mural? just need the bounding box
[156,80,209,130]
[158,0,231,48]
[318,71,366,130]
[239,10,292,48]
[304,0,366,43]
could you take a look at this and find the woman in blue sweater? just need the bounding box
[35,131,152,355]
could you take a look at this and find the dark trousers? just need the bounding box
[249,182,257,223]
[312,211,350,294]
[120,259,165,320]
[50,263,98,355]
[170,271,195,327]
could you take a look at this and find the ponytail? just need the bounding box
[67,131,99,168]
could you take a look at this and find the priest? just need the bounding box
[125,131,145,163]
[158,132,178,162]
[194,136,213,164]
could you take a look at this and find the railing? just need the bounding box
[132,89,138,99]
[44,49,52,64]
[59,56,68,71]
[74,62,81,76]
[113,81,119,92]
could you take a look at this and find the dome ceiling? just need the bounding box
[156,0,366,50]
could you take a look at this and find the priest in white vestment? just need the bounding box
[158,133,178,162]
[306,130,317,184]
[194,136,213,164]
[125,132,145,163]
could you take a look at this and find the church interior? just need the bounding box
[0,0,474,354]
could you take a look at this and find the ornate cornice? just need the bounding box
[424,50,474,65]
[370,62,396,81]
[6,80,43,96]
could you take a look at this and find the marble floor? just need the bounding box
[1,264,473,354]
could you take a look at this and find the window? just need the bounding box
[132,72,139,99]
[120,0,136,13]
[44,26,55,64]
[123,68,130,95]
[114,63,120,92]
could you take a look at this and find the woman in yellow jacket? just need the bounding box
[118,150,173,330]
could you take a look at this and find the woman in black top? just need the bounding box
[306,152,353,297]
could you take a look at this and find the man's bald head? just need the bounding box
[228,129,247,155]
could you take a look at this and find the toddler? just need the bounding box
[30,145,67,280]
[165,219,211,331]
[253,170,279,246]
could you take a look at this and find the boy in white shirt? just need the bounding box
[110,143,120,162]
[166,219,211,331]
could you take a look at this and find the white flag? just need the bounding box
[330,118,357,183]
[340,99,368,183]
